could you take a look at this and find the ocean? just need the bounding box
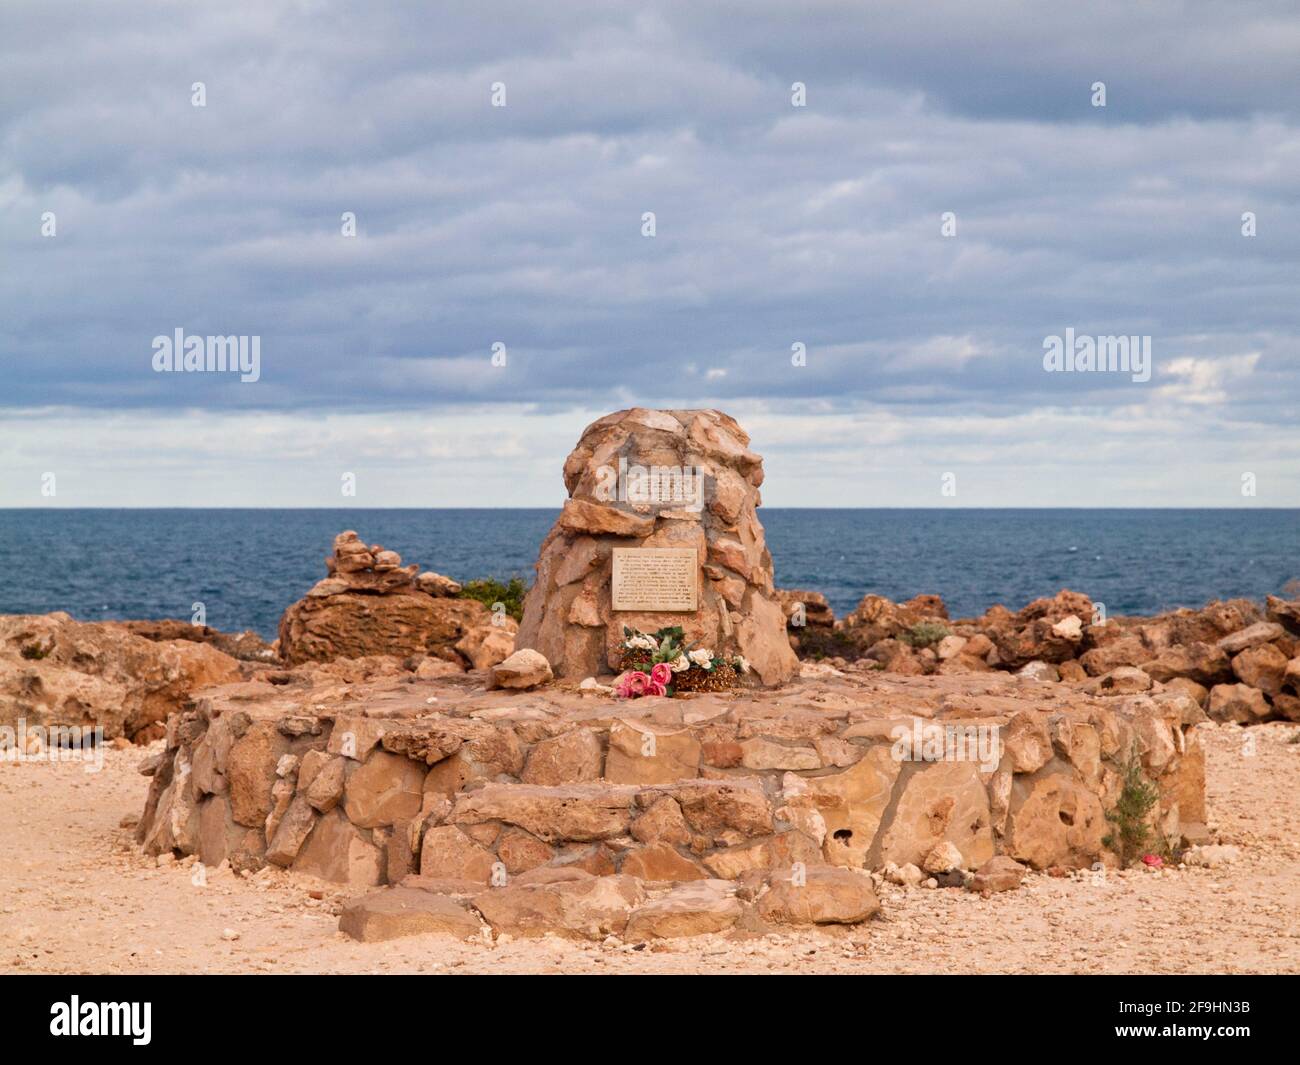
[0,508,1296,640]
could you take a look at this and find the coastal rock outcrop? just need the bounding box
[801,586,1298,724]
[0,612,241,742]
[516,409,798,686]
[277,532,515,669]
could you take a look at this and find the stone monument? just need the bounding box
[516,408,798,685]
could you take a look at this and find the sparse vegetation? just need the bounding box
[460,577,529,622]
[1103,748,1162,866]
[900,620,950,648]
[20,643,51,660]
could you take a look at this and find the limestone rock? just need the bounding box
[756,866,880,925]
[277,531,493,666]
[1207,683,1271,723]
[630,796,692,846]
[342,751,427,828]
[473,874,645,941]
[292,808,383,886]
[0,612,240,741]
[521,727,603,785]
[803,746,901,868]
[1139,643,1230,686]
[606,719,701,784]
[418,825,497,883]
[339,888,482,942]
[670,779,773,838]
[624,880,744,941]
[1093,665,1153,694]
[1002,768,1106,870]
[620,842,709,882]
[922,840,965,874]
[455,621,518,671]
[496,828,555,874]
[304,756,347,812]
[1231,643,1287,696]
[414,571,463,598]
[1217,621,1284,654]
[265,797,317,866]
[703,831,821,879]
[877,761,994,870]
[450,783,635,842]
[488,649,554,691]
[968,855,1026,894]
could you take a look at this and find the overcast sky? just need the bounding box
[2,0,1298,507]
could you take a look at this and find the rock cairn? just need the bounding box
[517,409,798,686]
[278,532,514,669]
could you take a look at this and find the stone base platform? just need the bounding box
[137,664,1206,939]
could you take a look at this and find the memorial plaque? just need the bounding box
[611,548,698,612]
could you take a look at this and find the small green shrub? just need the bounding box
[20,643,50,660]
[459,577,529,622]
[1103,748,1161,866]
[900,620,950,648]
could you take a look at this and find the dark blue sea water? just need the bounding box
[0,509,1295,640]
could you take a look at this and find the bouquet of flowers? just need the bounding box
[615,625,748,697]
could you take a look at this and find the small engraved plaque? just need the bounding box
[611,548,698,612]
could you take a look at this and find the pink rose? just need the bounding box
[616,671,650,698]
[650,663,672,687]
[645,680,667,697]
[1140,853,1163,868]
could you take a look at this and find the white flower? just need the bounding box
[688,648,714,669]
[670,654,689,673]
[626,634,656,651]
[734,655,750,674]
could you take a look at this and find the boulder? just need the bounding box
[1231,644,1288,696]
[1093,666,1153,694]
[968,855,1026,894]
[756,866,880,925]
[1265,595,1300,635]
[624,880,744,941]
[487,649,553,691]
[776,589,835,628]
[1206,683,1271,723]
[515,409,797,686]
[473,874,645,941]
[922,840,965,874]
[630,796,693,846]
[1002,768,1106,870]
[339,888,482,941]
[1139,643,1230,686]
[1217,621,1285,654]
[455,621,518,671]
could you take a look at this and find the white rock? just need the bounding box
[922,841,965,874]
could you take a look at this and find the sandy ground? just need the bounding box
[3,721,1298,975]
